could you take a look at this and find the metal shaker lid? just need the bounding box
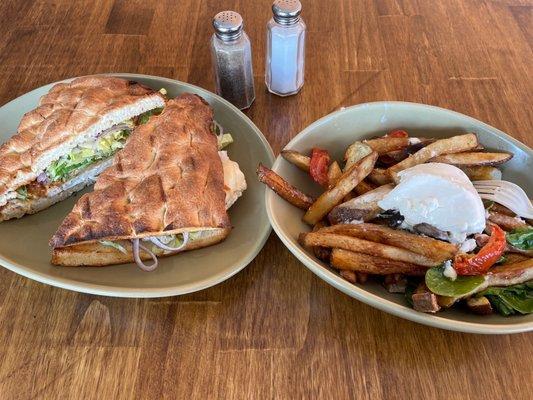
[272,0,302,24]
[213,11,243,40]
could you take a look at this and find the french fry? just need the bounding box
[461,166,502,180]
[430,152,512,167]
[466,296,493,315]
[488,212,527,231]
[339,270,369,284]
[489,203,515,216]
[353,179,376,195]
[330,249,427,276]
[486,258,533,283]
[379,138,435,166]
[363,137,410,154]
[342,192,355,202]
[317,223,458,263]
[299,232,438,266]
[312,221,331,261]
[387,133,479,180]
[328,184,393,224]
[437,295,458,308]
[339,269,357,283]
[281,150,310,172]
[257,164,314,210]
[502,253,530,264]
[367,168,393,185]
[303,152,378,225]
[344,141,373,171]
[327,161,342,189]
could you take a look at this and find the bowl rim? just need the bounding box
[0,73,274,298]
[266,101,533,334]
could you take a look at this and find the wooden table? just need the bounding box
[0,0,532,398]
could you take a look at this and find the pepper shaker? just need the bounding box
[211,11,255,110]
[265,0,306,96]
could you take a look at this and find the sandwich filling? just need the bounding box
[1,108,163,219]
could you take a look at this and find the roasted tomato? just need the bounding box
[387,129,409,138]
[309,147,330,187]
[454,224,506,275]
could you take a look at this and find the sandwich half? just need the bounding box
[0,76,166,221]
[50,94,246,270]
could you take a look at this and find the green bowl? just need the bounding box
[0,73,274,297]
[266,101,532,334]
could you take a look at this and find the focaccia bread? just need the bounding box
[50,94,231,266]
[0,76,165,219]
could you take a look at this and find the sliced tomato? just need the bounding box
[387,129,409,138]
[454,224,506,276]
[309,148,330,187]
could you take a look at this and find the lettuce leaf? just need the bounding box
[99,240,127,254]
[15,186,29,200]
[137,107,163,124]
[217,133,233,150]
[46,129,130,182]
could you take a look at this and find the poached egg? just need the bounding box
[378,163,486,243]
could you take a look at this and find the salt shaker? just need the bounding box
[265,0,306,96]
[211,11,255,110]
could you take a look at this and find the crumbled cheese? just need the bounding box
[443,260,457,281]
[459,238,477,253]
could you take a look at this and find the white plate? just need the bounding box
[0,73,274,297]
[266,101,532,334]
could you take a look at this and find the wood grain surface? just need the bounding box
[0,0,532,399]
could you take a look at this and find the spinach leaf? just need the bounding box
[425,266,484,297]
[479,282,533,316]
[506,227,533,251]
[404,279,418,307]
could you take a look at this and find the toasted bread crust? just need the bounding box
[50,94,231,249]
[0,76,164,203]
[51,227,231,266]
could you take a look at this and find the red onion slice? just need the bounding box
[148,232,189,252]
[214,120,223,136]
[132,238,159,272]
[97,123,133,138]
[36,172,49,184]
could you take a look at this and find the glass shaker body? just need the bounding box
[265,18,306,96]
[210,32,255,110]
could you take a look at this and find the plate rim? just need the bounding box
[0,73,274,298]
[266,101,533,334]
